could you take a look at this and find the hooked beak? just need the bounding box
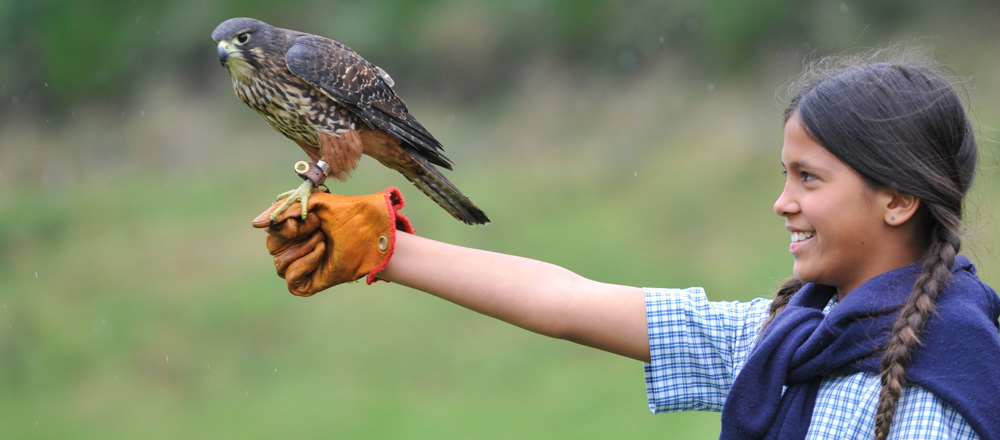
[217,41,232,65]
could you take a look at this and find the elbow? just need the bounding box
[538,273,597,342]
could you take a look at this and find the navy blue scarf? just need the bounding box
[720,256,1000,439]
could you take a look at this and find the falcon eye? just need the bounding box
[235,33,250,45]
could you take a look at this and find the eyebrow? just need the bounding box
[781,160,821,173]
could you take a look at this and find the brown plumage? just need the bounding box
[212,17,489,225]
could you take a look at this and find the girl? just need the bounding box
[254,51,1000,439]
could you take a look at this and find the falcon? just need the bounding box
[212,17,489,225]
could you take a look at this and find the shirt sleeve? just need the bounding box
[643,287,773,413]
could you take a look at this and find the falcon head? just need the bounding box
[212,18,287,79]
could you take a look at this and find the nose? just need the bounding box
[773,183,798,217]
[217,42,230,64]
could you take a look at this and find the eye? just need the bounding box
[781,169,816,182]
[235,32,250,45]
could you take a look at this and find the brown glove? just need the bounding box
[251,187,414,296]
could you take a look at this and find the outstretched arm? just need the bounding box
[380,232,651,363]
[253,191,650,362]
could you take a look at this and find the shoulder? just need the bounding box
[643,287,774,412]
[644,287,773,323]
[644,287,772,349]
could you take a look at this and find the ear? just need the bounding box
[879,189,921,226]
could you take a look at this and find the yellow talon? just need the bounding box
[270,179,316,221]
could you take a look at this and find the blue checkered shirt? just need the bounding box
[644,287,981,439]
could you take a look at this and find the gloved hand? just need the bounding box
[251,187,414,296]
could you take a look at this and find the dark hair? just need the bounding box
[768,51,978,440]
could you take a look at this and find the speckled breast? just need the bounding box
[231,68,357,148]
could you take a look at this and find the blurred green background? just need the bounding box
[2,0,1000,438]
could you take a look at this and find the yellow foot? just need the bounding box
[269,180,328,222]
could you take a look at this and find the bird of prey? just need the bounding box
[212,17,489,225]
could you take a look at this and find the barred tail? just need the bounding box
[402,155,490,225]
[360,128,489,225]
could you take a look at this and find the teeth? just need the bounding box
[791,231,815,242]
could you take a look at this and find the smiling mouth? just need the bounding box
[791,231,815,243]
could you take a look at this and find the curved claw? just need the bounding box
[270,180,316,222]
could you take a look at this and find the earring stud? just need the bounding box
[890,216,895,221]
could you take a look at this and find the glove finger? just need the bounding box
[272,232,325,277]
[251,203,276,228]
[251,201,288,228]
[284,241,327,296]
[264,234,291,257]
[264,221,322,256]
[262,211,323,242]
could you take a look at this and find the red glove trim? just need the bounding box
[366,187,414,284]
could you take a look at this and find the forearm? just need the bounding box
[380,232,651,363]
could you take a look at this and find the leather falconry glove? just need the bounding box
[251,188,414,296]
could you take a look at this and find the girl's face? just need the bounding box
[774,113,906,297]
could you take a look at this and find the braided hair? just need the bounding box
[767,51,978,439]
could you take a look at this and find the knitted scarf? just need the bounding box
[719,255,1000,439]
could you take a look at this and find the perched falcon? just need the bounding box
[212,17,489,225]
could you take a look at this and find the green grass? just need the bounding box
[2,62,999,439]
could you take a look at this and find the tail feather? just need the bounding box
[360,127,489,225]
[401,156,490,225]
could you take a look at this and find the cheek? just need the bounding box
[811,202,875,249]
[227,58,255,80]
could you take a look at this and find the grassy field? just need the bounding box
[2,58,1000,439]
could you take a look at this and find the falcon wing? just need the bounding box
[285,35,453,170]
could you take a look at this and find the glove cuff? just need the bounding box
[367,187,414,284]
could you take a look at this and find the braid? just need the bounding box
[874,217,961,440]
[761,278,805,333]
